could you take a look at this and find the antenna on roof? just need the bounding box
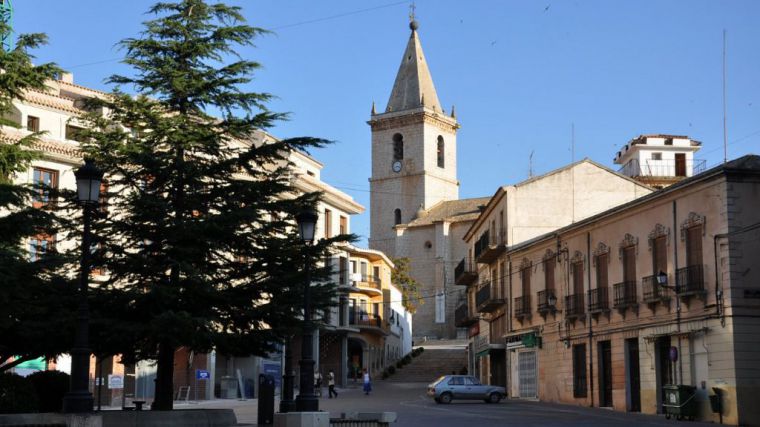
[528,150,534,178]
[571,122,575,163]
[722,29,728,164]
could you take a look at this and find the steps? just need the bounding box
[385,342,468,383]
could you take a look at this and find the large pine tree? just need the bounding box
[78,1,347,409]
[0,22,73,372]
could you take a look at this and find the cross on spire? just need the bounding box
[409,1,416,23]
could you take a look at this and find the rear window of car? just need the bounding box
[431,376,446,386]
[448,377,464,385]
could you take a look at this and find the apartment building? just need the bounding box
[455,159,652,384]
[459,155,760,425]
[2,73,403,404]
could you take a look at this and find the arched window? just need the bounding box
[394,208,402,225]
[393,133,404,161]
[437,136,444,168]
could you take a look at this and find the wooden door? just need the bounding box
[599,341,613,407]
[675,153,686,177]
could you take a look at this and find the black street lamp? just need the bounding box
[63,158,103,413]
[295,207,319,412]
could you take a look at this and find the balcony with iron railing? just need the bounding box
[455,303,478,327]
[475,229,506,264]
[613,280,638,309]
[348,308,386,335]
[677,264,706,298]
[643,274,671,304]
[618,158,706,179]
[565,293,585,319]
[537,289,557,314]
[455,257,478,287]
[476,281,505,313]
[514,295,531,320]
[588,287,609,314]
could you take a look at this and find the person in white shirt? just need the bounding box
[328,370,337,398]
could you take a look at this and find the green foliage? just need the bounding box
[403,354,412,364]
[396,360,404,369]
[391,257,422,314]
[0,373,38,414]
[27,370,70,412]
[76,0,352,409]
[0,20,72,373]
[387,365,396,374]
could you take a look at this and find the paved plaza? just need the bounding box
[181,380,715,427]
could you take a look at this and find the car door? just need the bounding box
[447,376,464,399]
[465,376,486,399]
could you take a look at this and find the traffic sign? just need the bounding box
[196,369,210,380]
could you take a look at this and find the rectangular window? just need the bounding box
[29,234,55,262]
[26,115,40,132]
[572,344,587,397]
[435,291,445,323]
[339,256,348,285]
[339,215,347,235]
[686,226,703,267]
[544,257,555,291]
[622,246,636,282]
[521,266,531,298]
[373,266,380,283]
[65,124,86,142]
[572,261,584,295]
[595,253,608,289]
[499,261,507,298]
[32,168,58,209]
[652,236,667,275]
[651,152,662,160]
[324,209,332,238]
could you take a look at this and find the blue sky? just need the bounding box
[13,0,760,244]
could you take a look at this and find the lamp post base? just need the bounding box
[294,394,319,412]
[62,391,94,413]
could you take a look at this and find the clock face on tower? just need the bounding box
[392,160,402,173]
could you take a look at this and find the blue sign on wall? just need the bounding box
[196,369,210,380]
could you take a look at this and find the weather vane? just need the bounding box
[409,1,416,23]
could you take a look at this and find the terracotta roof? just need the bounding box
[406,197,491,227]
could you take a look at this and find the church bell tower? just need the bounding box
[368,18,459,258]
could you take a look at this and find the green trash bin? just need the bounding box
[662,384,698,421]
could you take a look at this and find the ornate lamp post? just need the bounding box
[295,208,319,412]
[63,158,103,413]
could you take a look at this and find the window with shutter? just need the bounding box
[623,246,636,282]
[595,253,608,289]
[686,226,703,267]
[573,344,587,397]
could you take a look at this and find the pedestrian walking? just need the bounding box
[328,370,338,398]
[314,371,323,397]
[362,368,372,395]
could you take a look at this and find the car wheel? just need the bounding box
[434,397,440,403]
[439,393,452,404]
[487,393,502,404]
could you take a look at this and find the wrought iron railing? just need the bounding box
[475,282,492,308]
[565,293,584,317]
[537,289,556,313]
[617,158,706,178]
[642,274,669,302]
[677,264,705,295]
[348,308,383,328]
[613,280,638,307]
[588,287,609,312]
[514,295,531,318]
[474,230,490,260]
[454,257,477,285]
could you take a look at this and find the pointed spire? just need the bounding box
[450,105,456,119]
[385,18,442,113]
[371,101,376,115]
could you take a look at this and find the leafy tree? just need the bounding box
[0,22,73,372]
[78,0,348,410]
[391,257,422,314]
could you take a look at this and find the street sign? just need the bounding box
[196,369,210,380]
[108,375,124,389]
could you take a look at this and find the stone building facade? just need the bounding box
[458,156,760,425]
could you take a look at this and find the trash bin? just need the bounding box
[663,384,698,421]
[220,376,238,399]
[709,388,723,414]
[258,374,275,425]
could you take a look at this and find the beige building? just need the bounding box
[456,159,652,384]
[458,155,760,425]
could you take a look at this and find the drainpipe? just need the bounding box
[508,256,513,333]
[587,232,594,407]
[673,201,683,385]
